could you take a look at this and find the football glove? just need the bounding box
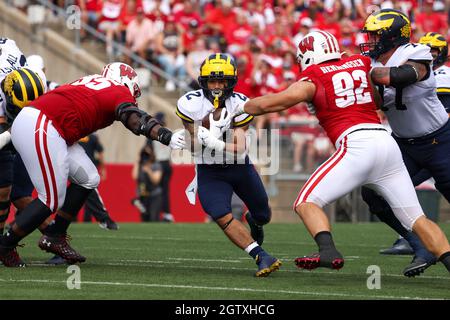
[169,129,186,150]
[209,108,232,138]
[197,126,225,151]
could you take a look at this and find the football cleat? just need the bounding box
[403,255,437,278]
[255,254,282,277]
[38,234,86,264]
[99,217,119,230]
[245,211,264,246]
[0,244,26,267]
[295,252,344,270]
[46,255,67,265]
[379,238,414,255]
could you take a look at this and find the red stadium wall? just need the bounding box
[96,164,206,222]
[6,164,207,223]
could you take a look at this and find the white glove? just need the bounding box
[169,129,186,150]
[209,108,232,138]
[0,131,11,150]
[197,126,225,151]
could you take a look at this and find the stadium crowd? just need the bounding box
[13,0,450,172]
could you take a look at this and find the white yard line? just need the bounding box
[0,278,443,300]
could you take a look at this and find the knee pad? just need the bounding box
[71,166,100,189]
[60,183,93,217]
[250,207,272,226]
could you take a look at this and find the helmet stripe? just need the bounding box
[317,30,333,53]
[325,31,338,53]
[15,70,28,102]
[22,68,42,98]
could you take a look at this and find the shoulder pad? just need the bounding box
[401,43,432,62]
[176,90,203,123]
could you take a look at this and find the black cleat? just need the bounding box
[46,255,67,265]
[245,211,264,246]
[295,252,344,270]
[38,234,86,264]
[99,217,119,230]
[380,238,414,255]
[255,254,282,277]
[0,244,26,267]
[403,255,437,278]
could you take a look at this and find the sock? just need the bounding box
[1,228,22,247]
[314,231,337,252]
[45,214,71,236]
[246,242,268,260]
[439,252,450,272]
[404,232,436,262]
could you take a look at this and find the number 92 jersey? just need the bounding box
[176,89,253,127]
[299,54,380,146]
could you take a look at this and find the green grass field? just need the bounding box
[0,222,449,300]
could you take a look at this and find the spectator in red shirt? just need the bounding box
[317,8,342,42]
[204,0,237,37]
[182,19,202,53]
[78,0,100,40]
[173,0,203,31]
[225,11,253,56]
[414,0,447,38]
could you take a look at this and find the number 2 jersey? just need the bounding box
[299,54,381,146]
[30,74,136,145]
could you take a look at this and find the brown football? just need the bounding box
[201,108,228,129]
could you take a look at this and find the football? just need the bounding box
[201,108,229,129]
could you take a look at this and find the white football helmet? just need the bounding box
[101,62,141,98]
[296,31,341,72]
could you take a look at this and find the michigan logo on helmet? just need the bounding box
[419,32,448,68]
[360,9,411,59]
[296,31,341,72]
[2,67,45,122]
[198,53,237,108]
[102,62,141,98]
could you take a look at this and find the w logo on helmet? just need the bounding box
[120,64,137,79]
[298,36,315,54]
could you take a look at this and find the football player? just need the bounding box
[0,62,186,267]
[0,38,48,238]
[176,53,281,277]
[231,30,450,275]
[358,9,450,277]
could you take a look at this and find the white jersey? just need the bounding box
[0,38,27,118]
[176,89,253,163]
[372,43,448,138]
[0,38,48,119]
[434,64,450,112]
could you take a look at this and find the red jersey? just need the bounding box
[32,75,135,145]
[299,54,380,145]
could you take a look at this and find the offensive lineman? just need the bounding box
[359,10,450,277]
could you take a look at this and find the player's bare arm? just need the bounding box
[370,60,429,87]
[243,81,316,115]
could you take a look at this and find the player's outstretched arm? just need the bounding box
[241,81,316,116]
[116,103,185,149]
